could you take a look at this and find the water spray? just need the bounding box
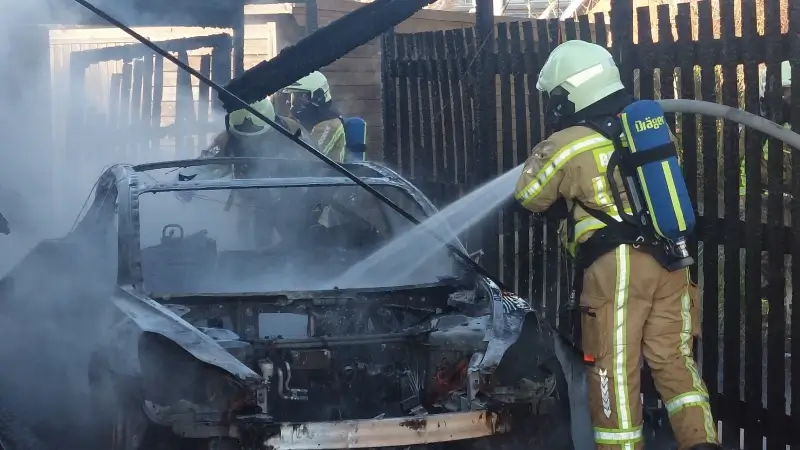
[70,0,512,291]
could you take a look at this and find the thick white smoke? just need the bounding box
[0,0,227,447]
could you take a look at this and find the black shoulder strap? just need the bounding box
[567,198,621,243]
[581,116,642,228]
[574,198,619,227]
[582,116,621,142]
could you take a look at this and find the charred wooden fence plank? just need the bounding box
[741,0,765,446]
[497,22,514,288]
[790,2,800,449]
[719,0,743,444]
[763,0,788,448]
[381,29,399,167]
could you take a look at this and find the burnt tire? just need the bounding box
[448,358,573,450]
[112,395,202,450]
[0,408,46,450]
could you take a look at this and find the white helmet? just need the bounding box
[283,71,332,105]
[226,97,276,137]
[536,40,625,116]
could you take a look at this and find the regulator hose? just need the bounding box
[222,0,437,109]
[656,99,800,150]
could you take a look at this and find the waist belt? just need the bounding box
[562,226,661,351]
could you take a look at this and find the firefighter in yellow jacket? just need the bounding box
[175,96,316,249]
[514,40,719,450]
[282,71,348,162]
[177,95,314,183]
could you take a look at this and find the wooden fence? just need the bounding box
[65,34,233,165]
[381,0,800,447]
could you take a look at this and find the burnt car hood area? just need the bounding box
[0,161,596,450]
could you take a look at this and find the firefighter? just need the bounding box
[282,71,348,162]
[175,96,316,248]
[514,40,719,450]
[177,95,314,183]
[739,60,792,302]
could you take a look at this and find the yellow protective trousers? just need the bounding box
[579,245,719,449]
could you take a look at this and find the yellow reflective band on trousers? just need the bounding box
[581,247,719,449]
[515,134,611,206]
[593,426,643,446]
[665,392,710,416]
[678,278,717,443]
[612,246,634,450]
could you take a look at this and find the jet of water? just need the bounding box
[333,163,525,288]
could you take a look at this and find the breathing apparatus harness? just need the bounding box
[561,100,698,347]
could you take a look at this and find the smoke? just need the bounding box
[134,177,458,295]
[0,0,461,445]
[0,0,224,446]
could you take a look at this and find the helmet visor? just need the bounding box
[289,91,312,109]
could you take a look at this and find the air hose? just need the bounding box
[656,99,800,149]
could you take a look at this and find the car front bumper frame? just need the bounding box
[260,410,509,450]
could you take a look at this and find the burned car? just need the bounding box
[13,157,577,450]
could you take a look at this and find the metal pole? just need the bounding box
[232,1,246,76]
[306,0,319,34]
[473,0,500,275]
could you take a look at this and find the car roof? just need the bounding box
[132,157,399,181]
[127,157,426,196]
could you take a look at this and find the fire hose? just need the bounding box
[656,99,800,150]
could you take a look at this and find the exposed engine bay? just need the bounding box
[125,282,559,432]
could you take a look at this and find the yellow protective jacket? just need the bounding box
[309,117,347,163]
[514,125,681,255]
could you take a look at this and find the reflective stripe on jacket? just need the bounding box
[310,118,347,163]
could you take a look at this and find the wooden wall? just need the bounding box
[285,0,521,158]
[49,26,235,164]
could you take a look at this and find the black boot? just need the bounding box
[686,444,723,450]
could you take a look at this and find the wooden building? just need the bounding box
[48,0,506,161]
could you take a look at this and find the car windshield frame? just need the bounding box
[113,162,468,295]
